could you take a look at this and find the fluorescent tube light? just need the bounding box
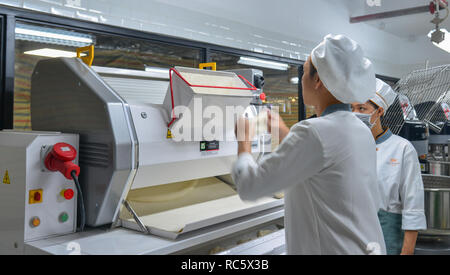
[15,23,93,47]
[16,27,93,44]
[428,28,450,53]
[290,77,299,85]
[24,48,85,58]
[238,57,289,71]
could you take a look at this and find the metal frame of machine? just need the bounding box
[20,56,285,254]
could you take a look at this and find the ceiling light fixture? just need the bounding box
[428,28,450,53]
[24,48,86,58]
[15,23,93,47]
[238,57,289,71]
[429,1,449,52]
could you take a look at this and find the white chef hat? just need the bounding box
[369,78,397,111]
[311,34,376,103]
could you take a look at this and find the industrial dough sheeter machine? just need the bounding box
[0,57,286,255]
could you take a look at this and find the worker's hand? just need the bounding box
[235,117,256,141]
[268,110,290,143]
[235,117,255,155]
[401,230,418,255]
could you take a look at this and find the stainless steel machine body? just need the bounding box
[429,121,450,163]
[26,57,285,254]
[417,104,450,254]
[417,175,450,255]
[423,175,450,231]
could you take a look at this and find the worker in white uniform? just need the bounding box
[232,34,386,255]
[351,79,427,255]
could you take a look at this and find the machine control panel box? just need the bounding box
[0,131,78,254]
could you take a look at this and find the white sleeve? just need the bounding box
[231,121,325,201]
[400,144,427,231]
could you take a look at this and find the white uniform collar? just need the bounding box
[321,104,351,117]
[376,129,393,145]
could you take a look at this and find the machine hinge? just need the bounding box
[123,200,150,234]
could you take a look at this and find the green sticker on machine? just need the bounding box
[200,141,219,152]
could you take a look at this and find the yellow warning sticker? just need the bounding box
[3,170,10,185]
[166,129,173,139]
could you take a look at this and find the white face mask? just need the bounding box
[354,111,378,129]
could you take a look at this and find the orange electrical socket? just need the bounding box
[29,189,43,204]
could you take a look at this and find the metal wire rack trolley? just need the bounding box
[384,65,450,135]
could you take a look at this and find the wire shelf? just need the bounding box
[383,65,450,135]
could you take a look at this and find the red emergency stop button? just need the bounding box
[259,93,266,101]
[34,192,41,202]
[29,189,43,204]
[62,189,74,200]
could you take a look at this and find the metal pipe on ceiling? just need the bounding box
[350,5,430,23]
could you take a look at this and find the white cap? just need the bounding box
[369,78,397,111]
[311,34,376,103]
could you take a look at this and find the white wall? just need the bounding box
[1,0,449,78]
